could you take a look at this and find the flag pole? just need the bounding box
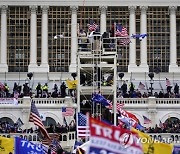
[76,109,79,141]
[85,112,89,142]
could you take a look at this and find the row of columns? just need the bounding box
[0,5,178,73]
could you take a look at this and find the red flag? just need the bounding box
[118,108,139,127]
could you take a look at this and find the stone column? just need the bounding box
[22,96,33,129]
[40,5,49,72]
[148,97,157,127]
[0,5,8,72]
[69,6,78,73]
[28,6,38,72]
[139,6,149,72]
[128,6,137,72]
[99,6,107,34]
[169,6,178,72]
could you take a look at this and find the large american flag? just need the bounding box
[62,107,74,116]
[88,19,99,32]
[29,101,50,139]
[77,112,90,138]
[115,23,131,45]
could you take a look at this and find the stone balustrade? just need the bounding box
[0,132,179,150]
[149,133,180,145]
[0,97,178,106]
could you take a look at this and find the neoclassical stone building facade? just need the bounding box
[0,0,179,75]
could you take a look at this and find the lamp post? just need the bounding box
[148,72,154,96]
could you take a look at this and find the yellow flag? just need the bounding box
[132,128,173,154]
[0,136,14,154]
[66,80,78,89]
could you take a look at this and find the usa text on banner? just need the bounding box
[15,137,46,154]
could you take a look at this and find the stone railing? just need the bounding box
[3,96,75,106]
[116,97,180,105]
[0,131,76,148]
[149,133,180,145]
[0,97,179,106]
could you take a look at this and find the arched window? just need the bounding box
[165,117,179,123]
[0,117,14,125]
[43,117,56,126]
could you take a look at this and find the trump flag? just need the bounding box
[88,117,143,154]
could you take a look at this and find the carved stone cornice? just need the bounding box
[70,6,78,14]
[1,5,8,14]
[41,5,49,14]
[21,109,29,113]
[129,6,136,13]
[29,5,37,14]
[140,6,148,14]
[99,6,107,14]
[169,6,177,14]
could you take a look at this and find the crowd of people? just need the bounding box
[118,81,180,98]
[0,80,180,99]
[146,118,180,133]
[0,119,76,134]
[0,81,76,98]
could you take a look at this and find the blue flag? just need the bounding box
[91,93,109,106]
[15,137,45,154]
[73,140,83,150]
[173,145,180,154]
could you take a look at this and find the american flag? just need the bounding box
[115,23,131,45]
[143,115,152,124]
[29,101,50,139]
[62,107,74,116]
[77,112,90,138]
[115,24,128,37]
[107,101,124,112]
[138,82,145,90]
[88,19,99,32]
[166,78,171,86]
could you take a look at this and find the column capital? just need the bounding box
[1,5,8,14]
[140,6,148,13]
[129,6,136,13]
[169,6,177,14]
[99,6,107,14]
[70,6,78,13]
[41,5,49,13]
[29,5,37,14]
